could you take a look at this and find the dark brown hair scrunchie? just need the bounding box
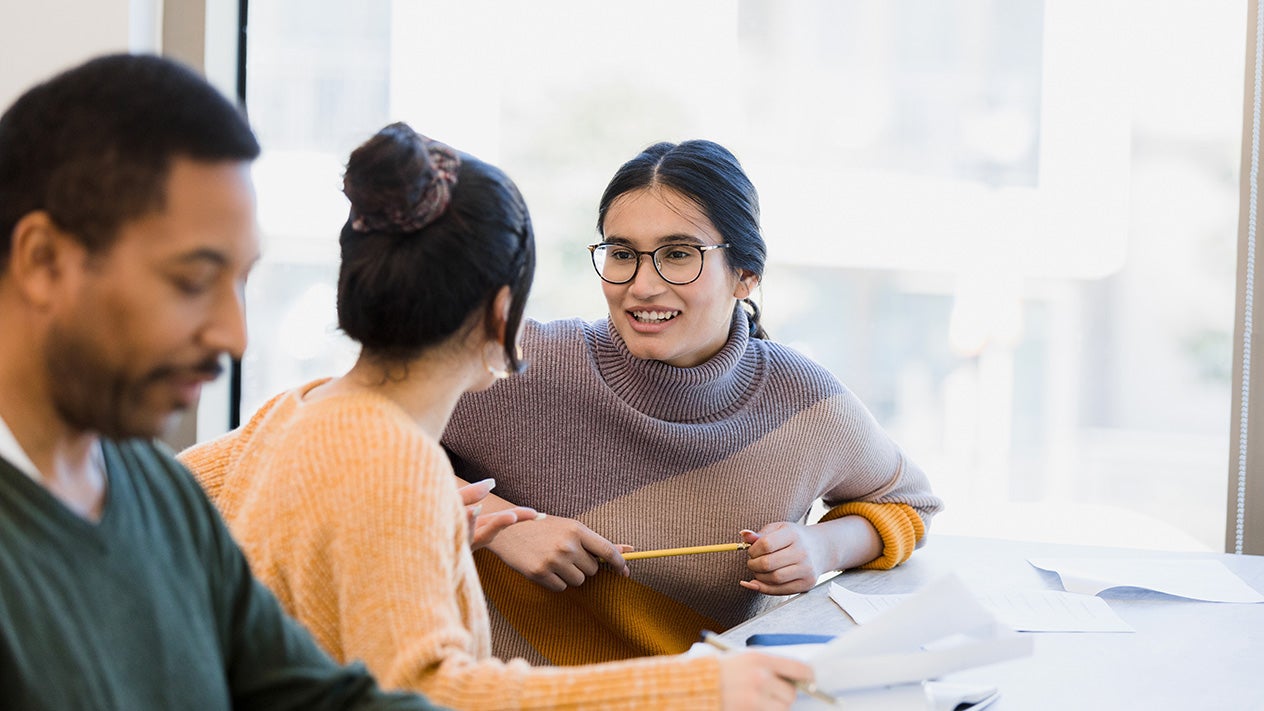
[349,135,460,234]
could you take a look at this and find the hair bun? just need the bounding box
[343,122,460,234]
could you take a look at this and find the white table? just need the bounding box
[719,535,1264,710]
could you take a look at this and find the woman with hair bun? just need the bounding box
[179,124,812,710]
[443,139,944,665]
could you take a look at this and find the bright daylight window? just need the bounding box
[228,0,1245,550]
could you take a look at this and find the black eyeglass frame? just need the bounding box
[586,242,731,286]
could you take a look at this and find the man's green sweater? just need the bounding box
[0,438,443,711]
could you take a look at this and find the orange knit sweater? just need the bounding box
[179,380,722,710]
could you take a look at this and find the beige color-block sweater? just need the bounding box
[179,383,723,710]
[444,310,944,665]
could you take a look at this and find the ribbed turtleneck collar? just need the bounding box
[587,306,765,423]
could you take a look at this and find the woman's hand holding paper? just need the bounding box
[717,650,815,711]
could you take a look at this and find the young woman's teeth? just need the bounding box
[632,310,680,323]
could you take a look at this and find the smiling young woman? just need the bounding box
[594,185,755,368]
[443,139,944,666]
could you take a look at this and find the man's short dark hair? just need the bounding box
[0,53,260,265]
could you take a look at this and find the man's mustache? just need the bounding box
[148,357,225,383]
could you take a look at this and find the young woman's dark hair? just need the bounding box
[338,122,534,372]
[596,139,768,339]
[0,53,260,266]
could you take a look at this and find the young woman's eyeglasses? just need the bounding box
[587,243,730,285]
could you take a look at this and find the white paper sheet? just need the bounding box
[685,575,1029,702]
[791,681,1000,710]
[810,575,1033,691]
[829,584,1134,632]
[1027,558,1264,603]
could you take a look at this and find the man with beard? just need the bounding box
[0,54,442,710]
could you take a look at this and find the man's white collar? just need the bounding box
[0,414,42,481]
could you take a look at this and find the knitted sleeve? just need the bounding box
[819,501,926,569]
[813,384,943,523]
[425,653,724,711]
[800,377,941,570]
[293,401,724,710]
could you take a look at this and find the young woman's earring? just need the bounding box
[483,345,510,380]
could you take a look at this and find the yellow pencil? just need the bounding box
[622,542,750,560]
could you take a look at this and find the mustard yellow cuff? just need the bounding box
[819,501,925,570]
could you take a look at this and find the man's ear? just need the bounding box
[6,211,82,309]
[733,270,759,300]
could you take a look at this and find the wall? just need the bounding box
[0,0,160,110]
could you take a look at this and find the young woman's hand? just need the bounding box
[738,523,831,595]
[457,478,540,550]
[717,651,814,710]
[485,514,632,590]
[739,515,884,595]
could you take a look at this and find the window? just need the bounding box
[232,0,1245,550]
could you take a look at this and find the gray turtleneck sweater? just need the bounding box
[444,310,942,665]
